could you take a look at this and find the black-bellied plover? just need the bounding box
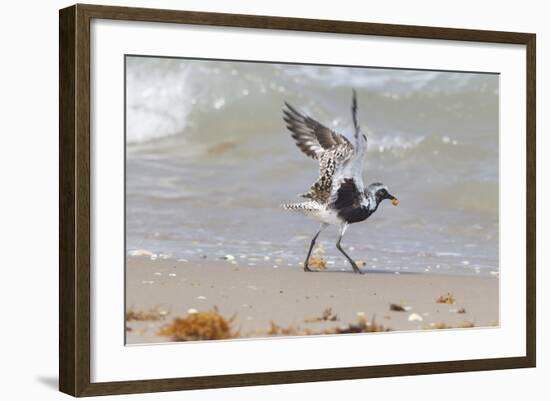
[282,90,399,274]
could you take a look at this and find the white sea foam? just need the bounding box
[125,57,489,146]
[126,58,193,144]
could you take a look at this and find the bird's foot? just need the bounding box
[351,264,366,275]
[304,265,315,272]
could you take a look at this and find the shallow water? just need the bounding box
[125,56,499,277]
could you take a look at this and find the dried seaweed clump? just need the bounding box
[264,311,390,337]
[126,307,167,321]
[435,293,456,304]
[308,256,327,270]
[158,308,236,341]
[422,321,475,330]
[305,308,339,323]
[267,321,313,336]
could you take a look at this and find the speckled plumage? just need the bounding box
[282,101,352,161]
[282,91,366,215]
[301,145,354,203]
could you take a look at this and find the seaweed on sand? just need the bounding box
[267,321,313,336]
[308,256,327,270]
[269,313,390,336]
[126,306,168,321]
[436,293,456,304]
[329,314,390,334]
[159,307,237,341]
[422,321,475,330]
[304,308,339,323]
[157,307,391,341]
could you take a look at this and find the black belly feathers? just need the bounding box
[332,178,370,224]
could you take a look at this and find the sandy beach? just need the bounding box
[125,257,499,344]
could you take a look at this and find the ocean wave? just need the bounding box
[126,58,193,144]
[126,56,497,146]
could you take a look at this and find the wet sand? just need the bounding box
[125,257,499,344]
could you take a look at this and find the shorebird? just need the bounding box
[282,90,399,274]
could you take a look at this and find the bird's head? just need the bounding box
[367,183,399,207]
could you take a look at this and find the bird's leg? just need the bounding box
[336,223,364,274]
[304,223,328,272]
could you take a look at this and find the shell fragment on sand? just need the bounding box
[408,313,423,322]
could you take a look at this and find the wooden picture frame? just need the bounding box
[59,3,536,397]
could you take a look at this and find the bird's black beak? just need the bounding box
[388,194,399,206]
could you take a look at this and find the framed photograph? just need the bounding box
[59,4,536,397]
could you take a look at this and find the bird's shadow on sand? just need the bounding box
[35,376,58,391]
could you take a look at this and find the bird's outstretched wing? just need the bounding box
[352,89,360,140]
[283,102,352,160]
